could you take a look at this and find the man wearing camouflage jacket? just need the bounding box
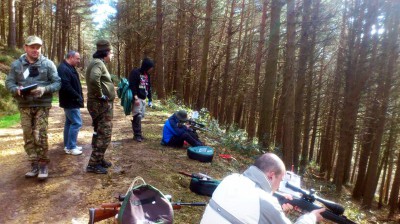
[6,36,61,180]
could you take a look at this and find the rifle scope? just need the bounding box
[286,182,345,215]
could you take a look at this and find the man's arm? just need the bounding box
[89,62,104,98]
[128,70,139,99]
[5,62,21,95]
[45,61,61,93]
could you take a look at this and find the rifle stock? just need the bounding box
[88,203,120,224]
[273,192,356,224]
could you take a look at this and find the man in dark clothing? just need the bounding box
[161,110,204,148]
[128,58,154,142]
[58,51,84,156]
[85,39,115,174]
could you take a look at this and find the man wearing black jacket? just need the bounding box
[128,58,154,142]
[58,51,83,155]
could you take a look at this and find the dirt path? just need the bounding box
[0,92,247,224]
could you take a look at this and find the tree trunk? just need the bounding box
[51,0,60,61]
[17,1,23,48]
[257,0,285,149]
[174,0,185,100]
[296,0,312,174]
[247,0,267,139]
[219,0,235,124]
[155,0,165,99]
[281,0,296,166]
[0,0,6,43]
[195,0,213,110]
[7,0,16,50]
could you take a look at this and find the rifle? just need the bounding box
[88,202,120,224]
[172,202,207,210]
[178,171,214,180]
[273,182,356,224]
[187,119,209,132]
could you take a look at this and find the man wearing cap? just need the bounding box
[128,57,154,142]
[6,35,61,180]
[161,110,204,147]
[85,39,115,174]
[58,50,83,156]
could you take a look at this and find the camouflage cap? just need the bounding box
[25,36,43,46]
[96,39,111,51]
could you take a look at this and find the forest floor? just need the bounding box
[0,86,399,224]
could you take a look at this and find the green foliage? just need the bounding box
[0,55,14,65]
[0,113,20,128]
[1,48,24,60]
[209,121,260,154]
[0,82,18,115]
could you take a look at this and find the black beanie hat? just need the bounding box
[141,58,154,72]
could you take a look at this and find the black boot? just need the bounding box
[132,115,143,142]
[91,133,98,148]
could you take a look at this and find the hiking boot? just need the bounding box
[25,162,39,178]
[101,159,112,168]
[86,164,108,174]
[134,136,143,142]
[38,163,49,180]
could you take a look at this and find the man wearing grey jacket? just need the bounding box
[200,153,325,224]
[6,36,61,180]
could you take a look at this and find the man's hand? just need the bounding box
[280,193,294,212]
[311,208,325,222]
[31,86,45,97]
[99,95,109,101]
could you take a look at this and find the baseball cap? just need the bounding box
[25,36,43,46]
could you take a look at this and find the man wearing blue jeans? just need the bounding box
[58,51,83,155]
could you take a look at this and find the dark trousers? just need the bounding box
[87,100,113,165]
[167,131,203,147]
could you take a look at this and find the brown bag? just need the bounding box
[118,177,174,224]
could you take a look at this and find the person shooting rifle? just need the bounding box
[161,110,205,148]
[200,153,325,224]
[274,182,356,224]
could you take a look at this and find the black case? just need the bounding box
[20,84,38,95]
[189,177,221,197]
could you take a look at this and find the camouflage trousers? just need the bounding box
[87,100,113,165]
[19,107,50,163]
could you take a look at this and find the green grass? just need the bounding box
[0,113,20,128]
